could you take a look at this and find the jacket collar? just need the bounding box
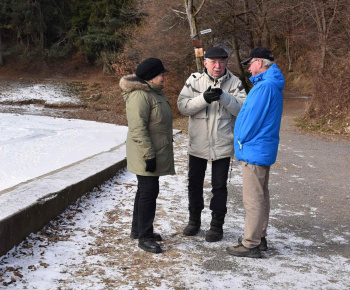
[203,68,231,85]
[119,74,150,93]
[146,81,164,93]
[249,63,285,90]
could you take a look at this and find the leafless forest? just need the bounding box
[0,0,349,134]
[115,0,349,134]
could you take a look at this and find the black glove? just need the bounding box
[145,157,156,172]
[203,86,223,103]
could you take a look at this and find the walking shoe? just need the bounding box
[226,245,261,258]
[138,238,162,253]
[130,232,162,241]
[259,237,268,251]
[238,237,268,251]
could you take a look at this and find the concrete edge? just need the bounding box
[0,151,126,257]
[0,129,182,257]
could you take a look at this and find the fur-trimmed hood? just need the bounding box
[119,74,150,94]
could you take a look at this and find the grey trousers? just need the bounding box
[241,162,270,248]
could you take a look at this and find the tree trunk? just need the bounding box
[232,34,244,76]
[185,0,205,72]
[0,33,4,66]
[243,0,254,49]
[285,37,293,72]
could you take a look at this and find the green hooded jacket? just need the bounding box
[119,74,175,176]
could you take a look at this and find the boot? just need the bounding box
[183,208,202,236]
[205,212,225,242]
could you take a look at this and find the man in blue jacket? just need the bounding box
[226,47,285,258]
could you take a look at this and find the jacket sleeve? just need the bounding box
[177,77,209,116]
[218,81,247,116]
[236,85,272,144]
[126,91,155,160]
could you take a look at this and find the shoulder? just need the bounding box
[224,70,241,83]
[119,74,150,93]
[186,71,207,83]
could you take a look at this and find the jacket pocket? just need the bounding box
[217,118,234,141]
[153,134,169,151]
[192,108,207,119]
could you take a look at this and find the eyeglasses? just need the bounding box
[248,59,258,66]
[206,59,227,65]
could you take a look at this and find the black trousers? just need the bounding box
[131,175,159,240]
[188,155,230,215]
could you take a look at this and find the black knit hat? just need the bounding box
[241,47,274,65]
[204,47,228,59]
[135,58,169,81]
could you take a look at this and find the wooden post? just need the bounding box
[192,39,204,72]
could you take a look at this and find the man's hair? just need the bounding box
[262,58,274,68]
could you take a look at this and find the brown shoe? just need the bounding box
[238,237,268,251]
[226,245,261,258]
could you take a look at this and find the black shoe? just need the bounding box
[138,238,162,253]
[130,232,162,241]
[238,237,268,251]
[226,245,261,258]
[205,229,223,242]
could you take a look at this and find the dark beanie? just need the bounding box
[135,58,169,81]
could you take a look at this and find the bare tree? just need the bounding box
[184,0,206,71]
[306,0,339,73]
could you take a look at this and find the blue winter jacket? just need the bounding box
[234,63,285,166]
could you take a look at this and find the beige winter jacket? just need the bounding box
[177,69,246,161]
[119,74,175,176]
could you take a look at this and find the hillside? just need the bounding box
[0,57,190,132]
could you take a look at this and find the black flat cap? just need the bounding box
[241,47,274,65]
[204,47,228,59]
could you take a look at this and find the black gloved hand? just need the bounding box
[145,157,156,172]
[203,86,223,104]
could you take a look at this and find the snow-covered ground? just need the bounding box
[0,81,349,289]
[0,133,349,289]
[0,82,80,105]
[0,113,127,191]
[0,81,128,192]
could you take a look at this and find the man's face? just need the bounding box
[204,58,228,78]
[248,58,263,76]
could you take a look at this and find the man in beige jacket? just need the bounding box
[178,47,246,242]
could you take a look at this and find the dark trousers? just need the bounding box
[188,155,230,215]
[131,175,159,239]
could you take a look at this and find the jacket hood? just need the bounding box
[119,74,150,93]
[249,63,285,91]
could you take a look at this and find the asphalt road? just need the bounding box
[226,97,350,258]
